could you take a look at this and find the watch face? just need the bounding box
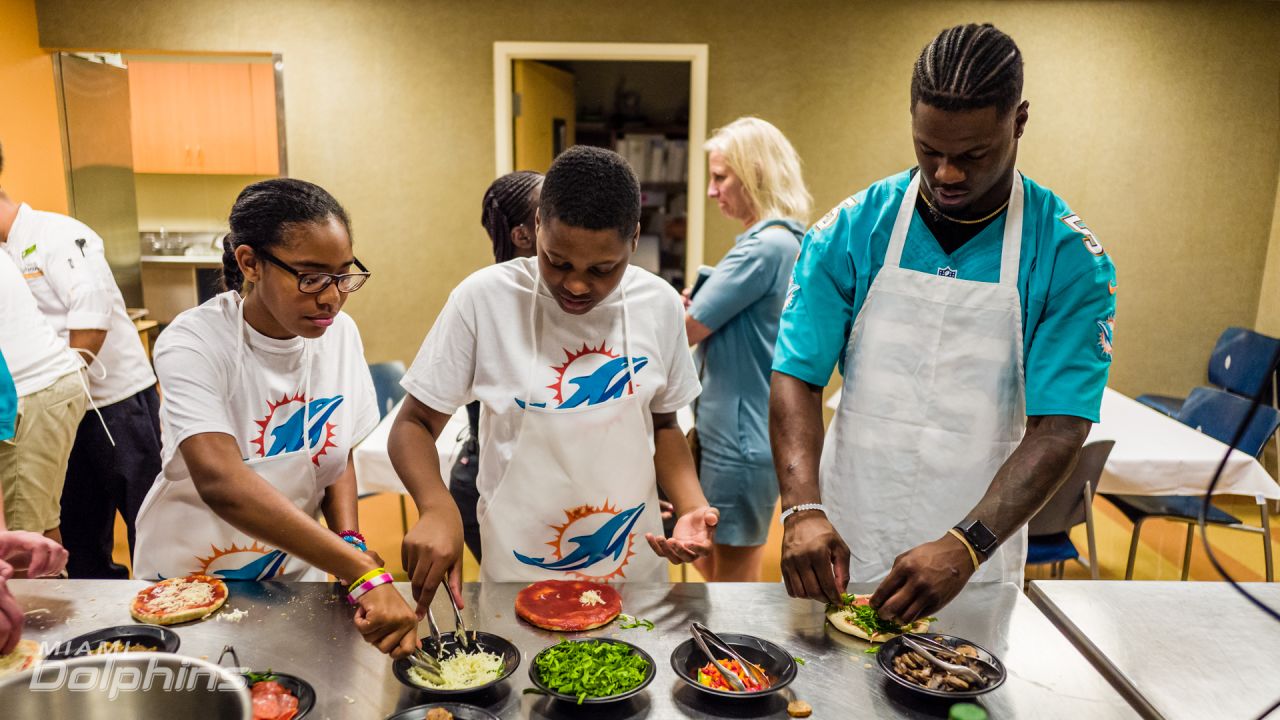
[968,521,998,552]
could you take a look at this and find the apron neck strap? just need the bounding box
[524,262,636,403]
[236,293,315,450]
[886,170,1024,289]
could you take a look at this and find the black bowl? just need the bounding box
[242,672,316,719]
[528,638,655,705]
[392,631,520,695]
[384,703,500,720]
[670,632,797,699]
[49,625,180,659]
[876,632,1007,699]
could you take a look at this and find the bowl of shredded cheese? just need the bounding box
[392,631,520,695]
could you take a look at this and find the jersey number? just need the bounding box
[1060,214,1104,256]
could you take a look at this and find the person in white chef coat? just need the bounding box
[132,178,421,658]
[389,146,718,611]
[771,24,1116,623]
[0,141,161,579]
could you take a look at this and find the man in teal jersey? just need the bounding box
[770,23,1116,623]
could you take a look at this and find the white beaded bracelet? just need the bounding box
[779,503,827,525]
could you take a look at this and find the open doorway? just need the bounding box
[494,42,708,289]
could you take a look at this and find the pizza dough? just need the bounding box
[515,580,621,631]
[130,574,228,625]
[0,639,41,678]
[825,594,930,642]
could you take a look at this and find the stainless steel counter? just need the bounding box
[1029,580,1280,720]
[12,580,1135,719]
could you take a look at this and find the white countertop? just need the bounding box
[140,254,223,266]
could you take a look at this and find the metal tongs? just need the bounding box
[689,622,768,693]
[900,636,988,686]
[406,584,472,686]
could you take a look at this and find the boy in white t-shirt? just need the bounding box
[391,146,717,601]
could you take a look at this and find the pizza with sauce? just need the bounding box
[514,580,621,631]
[130,574,229,626]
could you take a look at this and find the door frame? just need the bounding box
[493,42,709,276]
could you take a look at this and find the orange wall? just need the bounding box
[0,0,67,213]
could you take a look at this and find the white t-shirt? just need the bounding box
[152,291,380,491]
[403,257,700,505]
[0,251,81,397]
[5,203,156,406]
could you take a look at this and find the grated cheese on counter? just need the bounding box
[215,608,248,623]
[579,590,605,606]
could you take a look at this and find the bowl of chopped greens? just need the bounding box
[392,631,520,696]
[528,638,655,705]
[669,632,796,700]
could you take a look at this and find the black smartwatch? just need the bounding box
[953,519,999,559]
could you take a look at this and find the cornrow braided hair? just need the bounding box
[911,23,1023,114]
[481,171,543,263]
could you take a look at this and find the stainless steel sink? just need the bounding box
[0,653,251,718]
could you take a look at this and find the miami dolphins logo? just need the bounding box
[251,394,344,464]
[196,541,289,580]
[1097,315,1115,359]
[518,343,648,409]
[514,501,644,581]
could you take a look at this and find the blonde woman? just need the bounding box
[685,117,811,581]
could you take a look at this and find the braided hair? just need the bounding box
[481,171,543,263]
[911,23,1023,114]
[221,178,352,293]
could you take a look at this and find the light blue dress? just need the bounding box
[0,350,15,442]
[689,218,803,546]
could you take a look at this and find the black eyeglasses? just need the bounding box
[257,249,371,294]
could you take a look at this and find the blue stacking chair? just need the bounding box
[365,361,409,533]
[369,360,407,419]
[1137,327,1279,417]
[1027,441,1112,580]
[1103,387,1280,582]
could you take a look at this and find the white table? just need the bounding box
[353,399,470,496]
[1089,387,1278,499]
[828,387,1278,499]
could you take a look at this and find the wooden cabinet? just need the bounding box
[129,61,279,175]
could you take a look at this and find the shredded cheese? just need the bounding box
[215,608,248,623]
[579,590,605,606]
[146,580,215,613]
[408,651,504,690]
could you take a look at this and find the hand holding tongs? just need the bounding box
[901,636,987,686]
[689,622,768,692]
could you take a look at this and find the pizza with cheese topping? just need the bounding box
[130,574,228,626]
[0,639,41,677]
[514,580,621,631]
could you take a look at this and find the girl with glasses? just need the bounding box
[133,178,421,658]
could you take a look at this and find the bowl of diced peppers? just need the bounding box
[670,632,797,699]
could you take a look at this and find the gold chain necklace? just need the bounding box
[918,188,1009,225]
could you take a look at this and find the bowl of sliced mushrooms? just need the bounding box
[875,632,1006,699]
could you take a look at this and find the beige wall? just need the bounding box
[1,0,67,213]
[35,0,1280,398]
[134,173,272,232]
[1257,158,1280,338]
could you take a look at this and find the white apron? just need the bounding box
[821,170,1029,584]
[478,268,666,583]
[133,299,327,581]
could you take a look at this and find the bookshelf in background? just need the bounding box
[577,121,690,289]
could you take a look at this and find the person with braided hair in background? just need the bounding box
[132,178,425,658]
[449,170,543,563]
[771,24,1115,621]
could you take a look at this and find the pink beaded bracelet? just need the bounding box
[346,571,394,605]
